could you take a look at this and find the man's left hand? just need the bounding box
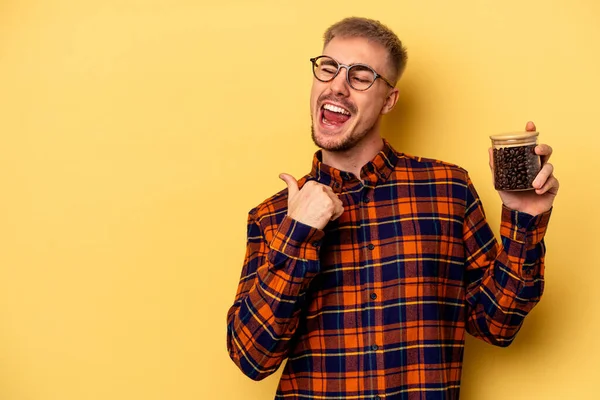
[489,121,559,216]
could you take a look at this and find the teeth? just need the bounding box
[323,103,350,115]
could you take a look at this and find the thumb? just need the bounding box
[279,173,299,198]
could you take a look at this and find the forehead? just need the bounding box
[322,36,390,72]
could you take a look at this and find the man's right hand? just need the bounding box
[279,173,344,230]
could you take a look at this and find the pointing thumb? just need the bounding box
[279,173,299,198]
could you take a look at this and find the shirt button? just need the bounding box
[312,241,321,248]
[367,243,375,250]
[370,293,377,300]
[363,196,370,203]
[371,344,379,351]
[374,396,382,400]
[333,182,340,188]
[380,172,387,179]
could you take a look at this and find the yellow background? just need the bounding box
[0,0,598,399]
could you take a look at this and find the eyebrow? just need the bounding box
[320,58,338,67]
[350,64,372,71]
[323,56,374,70]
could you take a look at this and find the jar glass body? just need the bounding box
[490,132,540,191]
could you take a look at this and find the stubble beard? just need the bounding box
[311,119,372,152]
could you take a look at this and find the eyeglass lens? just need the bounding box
[313,56,376,90]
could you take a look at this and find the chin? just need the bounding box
[311,124,363,152]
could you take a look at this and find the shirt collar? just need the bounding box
[309,139,399,192]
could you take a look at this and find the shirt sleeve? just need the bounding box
[463,176,552,347]
[226,211,324,380]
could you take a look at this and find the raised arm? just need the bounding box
[227,174,343,380]
[463,177,551,346]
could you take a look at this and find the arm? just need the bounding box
[227,174,343,380]
[463,177,552,346]
[226,211,324,380]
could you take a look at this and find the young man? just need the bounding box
[226,17,558,400]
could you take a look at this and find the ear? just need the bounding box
[381,88,400,115]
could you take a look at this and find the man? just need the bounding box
[226,17,558,399]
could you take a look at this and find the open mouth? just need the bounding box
[319,103,352,129]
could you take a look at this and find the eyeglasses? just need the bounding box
[310,55,394,91]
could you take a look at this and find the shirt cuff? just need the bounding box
[268,215,325,261]
[499,205,552,244]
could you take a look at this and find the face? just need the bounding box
[310,36,399,152]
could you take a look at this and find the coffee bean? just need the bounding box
[493,144,540,191]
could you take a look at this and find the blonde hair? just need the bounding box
[323,17,408,83]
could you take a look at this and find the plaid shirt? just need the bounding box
[227,140,551,399]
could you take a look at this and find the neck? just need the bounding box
[321,133,384,178]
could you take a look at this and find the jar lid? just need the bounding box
[489,131,539,140]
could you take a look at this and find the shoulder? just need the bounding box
[395,152,470,183]
[248,188,287,223]
[247,175,312,227]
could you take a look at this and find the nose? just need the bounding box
[329,66,351,97]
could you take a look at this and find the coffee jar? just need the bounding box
[490,132,541,191]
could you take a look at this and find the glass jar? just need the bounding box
[489,131,541,191]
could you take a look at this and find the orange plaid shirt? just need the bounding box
[227,140,551,399]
